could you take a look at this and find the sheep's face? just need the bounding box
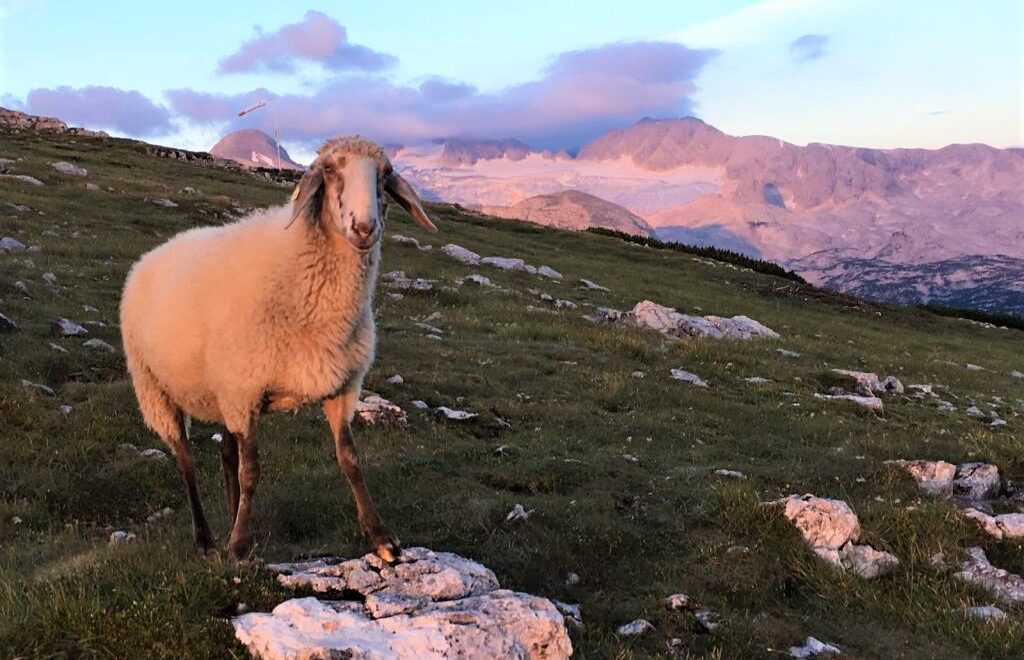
[289,136,438,245]
[320,154,387,252]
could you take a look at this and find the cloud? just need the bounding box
[218,10,395,74]
[171,40,717,150]
[790,34,829,61]
[25,86,172,135]
[673,0,833,47]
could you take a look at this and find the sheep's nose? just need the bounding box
[351,219,374,238]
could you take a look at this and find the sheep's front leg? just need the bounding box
[227,422,260,559]
[324,391,401,563]
[167,415,215,557]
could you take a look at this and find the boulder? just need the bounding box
[441,244,481,265]
[813,393,884,411]
[888,460,956,495]
[537,266,562,280]
[790,637,841,658]
[481,257,536,274]
[631,300,778,340]
[356,395,407,426]
[236,547,572,660]
[962,508,1024,539]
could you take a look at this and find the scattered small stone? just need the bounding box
[965,605,1008,621]
[5,202,30,212]
[744,376,771,384]
[579,278,609,292]
[381,270,436,292]
[48,342,68,353]
[2,174,44,186]
[411,400,430,410]
[966,405,985,418]
[85,182,100,191]
[953,462,1001,499]
[631,371,645,379]
[51,161,87,176]
[622,454,639,463]
[436,406,477,421]
[813,393,884,411]
[390,234,431,251]
[82,304,99,313]
[670,368,709,388]
[481,256,537,274]
[554,299,577,309]
[664,593,690,610]
[0,311,19,332]
[1011,370,1023,379]
[552,601,582,629]
[565,572,580,586]
[146,196,178,207]
[776,348,801,358]
[41,272,58,285]
[694,609,719,632]
[109,530,137,545]
[714,469,746,479]
[145,506,175,525]
[457,273,494,287]
[1,236,27,252]
[10,516,22,525]
[385,374,404,385]
[790,636,841,658]
[51,317,88,336]
[537,265,562,280]
[59,404,72,415]
[966,363,985,371]
[616,619,654,636]
[887,459,956,495]
[506,504,532,522]
[441,243,481,265]
[139,448,169,462]
[83,338,117,353]
[355,395,407,426]
[21,379,55,396]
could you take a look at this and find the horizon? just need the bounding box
[1,1,1020,162]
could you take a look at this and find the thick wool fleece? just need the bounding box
[120,204,380,438]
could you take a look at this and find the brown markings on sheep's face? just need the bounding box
[320,153,390,252]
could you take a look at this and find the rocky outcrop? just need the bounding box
[233,547,572,659]
[775,494,899,579]
[889,460,1001,499]
[0,107,108,137]
[588,300,778,341]
[956,547,1024,604]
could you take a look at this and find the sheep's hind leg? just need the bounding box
[219,431,241,529]
[226,420,260,559]
[167,415,215,557]
[324,391,401,563]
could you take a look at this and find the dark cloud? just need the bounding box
[172,40,718,150]
[218,11,396,74]
[790,34,829,62]
[25,86,172,136]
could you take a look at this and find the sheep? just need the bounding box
[119,135,437,561]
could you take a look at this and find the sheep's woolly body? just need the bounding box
[120,204,380,435]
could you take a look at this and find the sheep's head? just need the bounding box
[288,135,437,251]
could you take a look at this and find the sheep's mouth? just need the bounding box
[347,230,381,252]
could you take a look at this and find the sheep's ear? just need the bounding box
[384,171,437,233]
[285,165,324,229]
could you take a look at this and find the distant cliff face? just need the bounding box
[483,190,655,236]
[210,129,303,170]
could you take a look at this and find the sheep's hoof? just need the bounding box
[228,537,254,560]
[372,535,402,564]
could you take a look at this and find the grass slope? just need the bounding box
[2,129,1023,659]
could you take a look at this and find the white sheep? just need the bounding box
[120,136,437,560]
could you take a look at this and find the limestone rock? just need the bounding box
[390,234,431,251]
[237,547,572,660]
[537,266,562,280]
[109,530,136,545]
[146,197,178,207]
[670,368,709,388]
[441,243,481,265]
[965,605,1007,621]
[83,338,117,353]
[578,278,609,292]
[1,174,44,186]
[632,300,779,340]
[962,508,1024,539]
[616,619,654,636]
[1,236,27,252]
[21,380,55,397]
[51,317,88,336]
[813,393,884,411]
[356,395,408,426]
[953,462,1001,499]
[436,406,477,421]
[956,547,1024,604]
[889,460,956,495]
[779,495,861,550]
[481,257,536,274]
[51,161,87,176]
[790,636,841,658]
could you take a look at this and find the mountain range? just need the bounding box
[205,119,1023,315]
[386,118,1024,315]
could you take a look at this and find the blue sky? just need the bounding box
[1,0,1020,161]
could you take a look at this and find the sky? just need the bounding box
[1,0,1020,163]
